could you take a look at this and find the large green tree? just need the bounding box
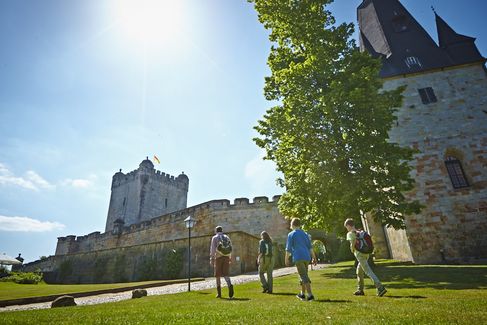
[248,0,421,231]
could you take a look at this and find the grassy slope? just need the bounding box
[0,280,179,301]
[1,260,486,324]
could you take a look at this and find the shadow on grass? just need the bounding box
[314,299,352,303]
[385,295,427,299]
[269,292,297,296]
[221,298,250,301]
[321,263,487,290]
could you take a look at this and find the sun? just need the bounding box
[114,0,184,48]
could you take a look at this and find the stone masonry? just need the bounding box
[105,158,189,233]
[24,190,290,283]
[369,63,487,263]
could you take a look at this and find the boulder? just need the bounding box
[51,295,76,308]
[132,289,148,299]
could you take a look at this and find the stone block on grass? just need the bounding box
[51,295,76,308]
[132,289,148,299]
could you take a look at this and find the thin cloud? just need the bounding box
[0,215,65,232]
[0,163,54,191]
[60,174,97,189]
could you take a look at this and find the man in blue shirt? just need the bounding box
[285,217,317,301]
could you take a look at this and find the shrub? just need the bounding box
[0,266,10,278]
[0,271,43,284]
[138,256,159,281]
[163,248,183,279]
[335,239,355,262]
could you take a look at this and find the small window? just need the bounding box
[122,198,126,207]
[418,87,438,104]
[445,156,469,189]
[405,56,422,69]
[165,198,168,208]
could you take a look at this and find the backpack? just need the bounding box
[354,230,374,254]
[217,234,232,256]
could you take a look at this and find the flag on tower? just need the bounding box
[153,155,160,164]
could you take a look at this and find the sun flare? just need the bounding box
[114,0,183,47]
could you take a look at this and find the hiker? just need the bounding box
[285,218,317,301]
[257,231,274,294]
[209,226,234,299]
[344,218,387,297]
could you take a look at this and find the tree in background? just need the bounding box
[248,0,421,232]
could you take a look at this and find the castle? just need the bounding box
[358,0,487,263]
[25,160,290,283]
[23,1,486,282]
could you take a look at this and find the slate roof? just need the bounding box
[357,0,485,78]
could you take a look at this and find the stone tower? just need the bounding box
[358,0,487,263]
[105,158,189,232]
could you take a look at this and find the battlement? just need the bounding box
[57,195,284,255]
[111,167,188,190]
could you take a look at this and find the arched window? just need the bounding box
[445,156,469,189]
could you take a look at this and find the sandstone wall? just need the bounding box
[374,63,487,263]
[27,231,259,284]
[57,196,289,257]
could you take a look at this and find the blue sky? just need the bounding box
[1,0,486,263]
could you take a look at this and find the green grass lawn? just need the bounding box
[1,260,486,324]
[0,279,186,301]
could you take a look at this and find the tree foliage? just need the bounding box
[248,0,421,231]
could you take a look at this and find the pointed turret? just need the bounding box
[357,0,478,78]
[435,12,484,65]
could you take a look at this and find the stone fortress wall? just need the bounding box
[58,195,289,256]
[370,63,487,263]
[25,195,290,283]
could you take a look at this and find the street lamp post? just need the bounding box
[184,215,196,292]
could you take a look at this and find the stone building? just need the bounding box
[358,0,487,263]
[24,160,290,283]
[105,157,189,233]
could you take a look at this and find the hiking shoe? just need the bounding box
[296,293,306,301]
[353,290,365,296]
[229,285,234,298]
[307,295,315,301]
[262,287,268,293]
[377,287,387,297]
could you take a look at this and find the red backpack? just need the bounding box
[354,230,374,254]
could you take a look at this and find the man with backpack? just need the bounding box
[209,226,234,299]
[344,218,387,297]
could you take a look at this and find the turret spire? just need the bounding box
[357,0,484,78]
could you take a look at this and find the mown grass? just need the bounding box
[0,279,183,301]
[1,260,486,324]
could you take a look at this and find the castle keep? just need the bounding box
[105,158,189,233]
[358,0,487,263]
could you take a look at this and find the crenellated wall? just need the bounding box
[57,195,289,257]
[27,232,261,283]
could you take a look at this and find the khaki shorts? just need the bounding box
[214,256,230,277]
[295,260,311,284]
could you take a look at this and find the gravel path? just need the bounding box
[1,264,328,312]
